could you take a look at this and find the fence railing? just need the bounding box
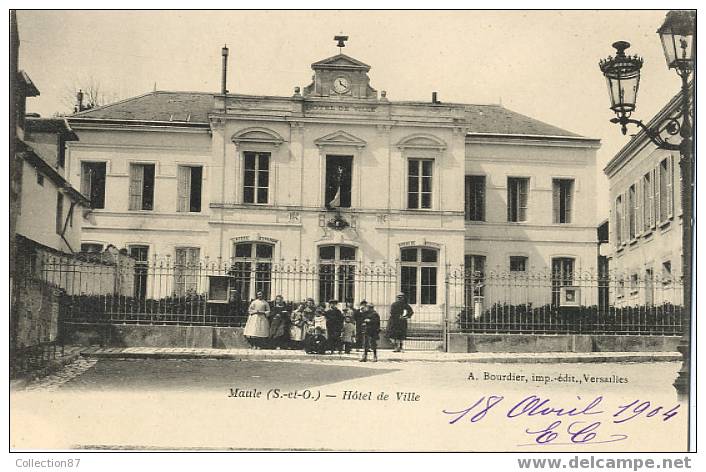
[446,267,684,336]
[36,254,685,337]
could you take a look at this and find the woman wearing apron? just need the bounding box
[244,291,270,349]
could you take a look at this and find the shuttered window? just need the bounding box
[552,179,574,224]
[81,162,106,209]
[628,184,637,240]
[129,163,155,211]
[642,171,653,231]
[508,177,529,222]
[177,166,202,212]
[615,195,623,246]
[465,175,485,221]
[667,155,674,219]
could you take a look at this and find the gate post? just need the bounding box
[443,263,450,352]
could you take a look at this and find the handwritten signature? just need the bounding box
[442,396,679,446]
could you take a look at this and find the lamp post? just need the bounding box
[599,10,694,398]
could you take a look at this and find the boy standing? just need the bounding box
[341,314,356,354]
[360,303,380,362]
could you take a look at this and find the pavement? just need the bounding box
[9,346,85,390]
[10,345,681,392]
[76,346,682,364]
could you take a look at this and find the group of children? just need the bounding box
[244,293,381,362]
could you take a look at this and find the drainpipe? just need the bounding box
[60,197,76,254]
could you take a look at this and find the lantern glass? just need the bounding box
[658,11,695,70]
[659,31,694,70]
[604,67,641,114]
[599,41,644,116]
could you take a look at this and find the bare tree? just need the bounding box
[62,76,123,113]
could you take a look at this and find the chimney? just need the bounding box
[221,45,229,95]
[75,89,84,112]
[431,91,439,104]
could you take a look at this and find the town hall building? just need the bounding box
[66,41,600,323]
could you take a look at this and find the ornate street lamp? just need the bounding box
[599,10,694,399]
[599,41,644,135]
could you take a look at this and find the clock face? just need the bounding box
[332,76,350,94]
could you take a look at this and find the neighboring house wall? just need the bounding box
[24,130,65,173]
[16,159,83,252]
[606,142,683,308]
[66,126,213,257]
[464,136,600,308]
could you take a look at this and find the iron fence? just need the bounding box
[35,254,685,342]
[446,267,684,336]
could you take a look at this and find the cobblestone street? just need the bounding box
[12,355,687,451]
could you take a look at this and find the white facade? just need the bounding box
[604,93,684,307]
[67,51,599,318]
[17,118,88,255]
[464,135,600,307]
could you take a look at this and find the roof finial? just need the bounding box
[334,34,348,54]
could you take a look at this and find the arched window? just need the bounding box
[400,247,438,305]
[319,245,356,303]
[232,242,274,301]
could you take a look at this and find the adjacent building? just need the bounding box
[66,45,600,320]
[10,10,92,373]
[604,90,686,307]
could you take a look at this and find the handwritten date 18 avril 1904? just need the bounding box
[442,395,679,446]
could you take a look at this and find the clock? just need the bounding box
[332,76,351,94]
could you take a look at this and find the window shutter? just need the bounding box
[614,198,620,246]
[479,177,486,221]
[177,166,191,212]
[507,180,513,221]
[80,164,91,198]
[565,181,573,224]
[519,178,528,221]
[129,164,144,211]
[667,155,674,218]
[654,163,662,226]
[635,181,641,235]
[622,191,628,244]
[464,177,471,220]
[651,169,657,229]
[552,180,559,224]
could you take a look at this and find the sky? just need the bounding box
[16,10,680,221]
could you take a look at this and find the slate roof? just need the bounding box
[70,90,586,138]
[26,117,79,140]
[70,91,214,124]
[463,104,583,138]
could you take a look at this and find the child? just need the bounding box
[360,302,380,362]
[341,314,356,354]
[306,327,328,355]
[289,303,306,349]
[313,306,328,338]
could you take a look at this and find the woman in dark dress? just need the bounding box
[387,292,413,352]
[269,295,290,349]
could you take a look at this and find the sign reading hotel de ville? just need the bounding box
[9,9,694,456]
